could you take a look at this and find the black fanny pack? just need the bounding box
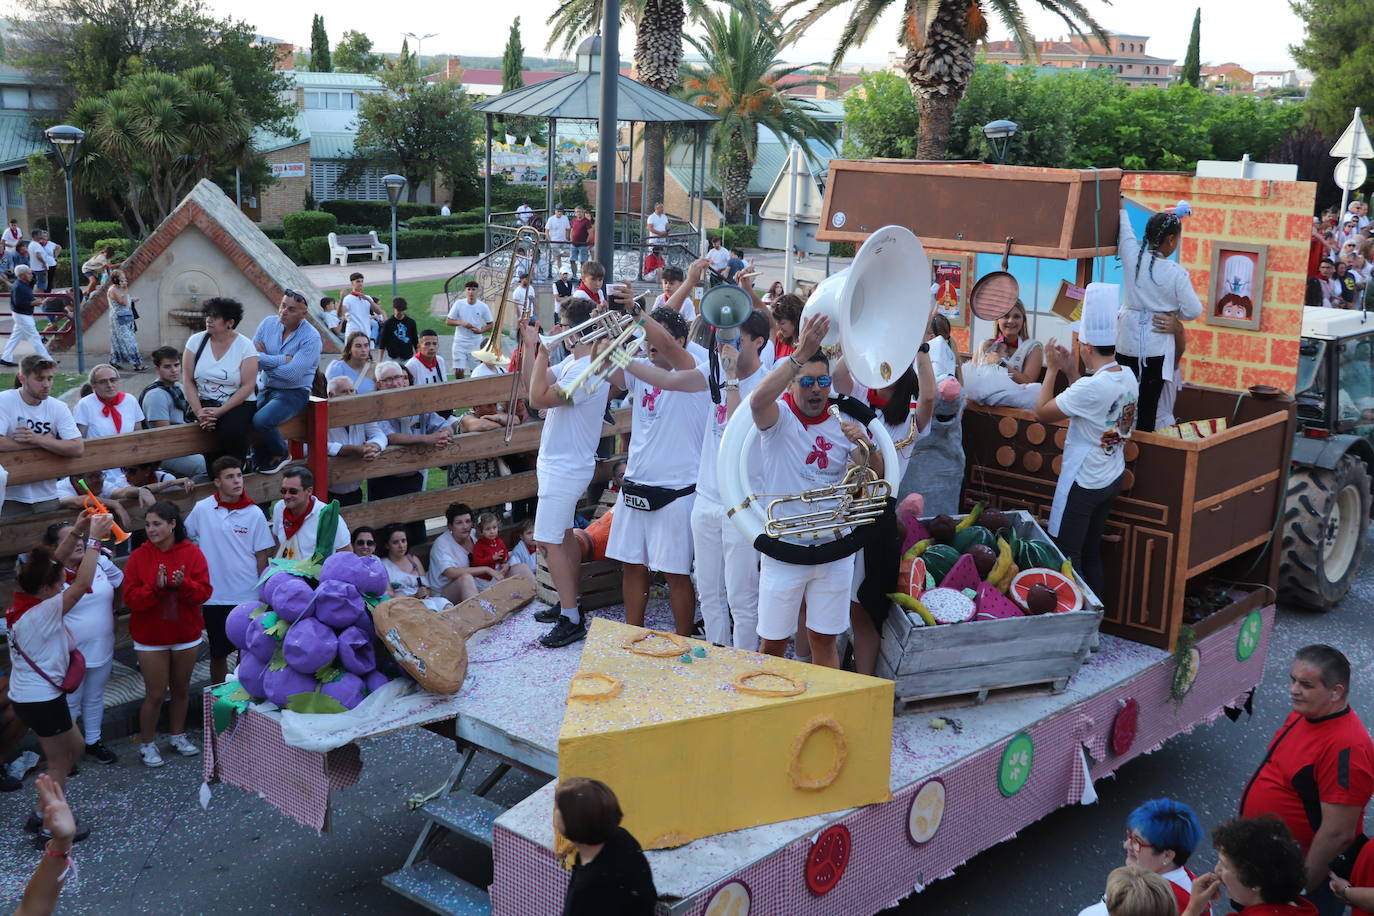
[621,480,695,512]
[1332,833,1369,880]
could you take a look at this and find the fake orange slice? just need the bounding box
[1008,568,1083,614]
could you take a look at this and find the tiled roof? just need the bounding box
[459,68,569,87]
[0,111,49,171]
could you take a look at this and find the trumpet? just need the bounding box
[538,310,638,350]
[555,316,645,404]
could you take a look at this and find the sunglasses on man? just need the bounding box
[797,374,832,389]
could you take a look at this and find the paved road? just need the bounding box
[4,534,1370,915]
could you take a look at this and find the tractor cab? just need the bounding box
[1298,306,1374,438]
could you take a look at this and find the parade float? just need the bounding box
[200,161,1306,916]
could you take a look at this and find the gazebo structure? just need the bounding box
[472,35,717,278]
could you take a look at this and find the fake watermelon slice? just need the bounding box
[897,555,929,599]
[900,516,932,556]
[973,581,1025,621]
[919,587,975,624]
[1008,568,1083,614]
[939,553,982,592]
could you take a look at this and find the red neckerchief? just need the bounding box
[866,389,890,409]
[282,503,311,541]
[6,591,42,626]
[414,353,438,370]
[577,282,604,303]
[65,568,93,595]
[783,392,831,428]
[99,391,126,432]
[215,491,255,511]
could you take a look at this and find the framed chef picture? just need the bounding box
[930,251,971,327]
[1206,242,1266,331]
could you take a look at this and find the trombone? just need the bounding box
[555,315,646,405]
[763,406,891,540]
[471,226,541,369]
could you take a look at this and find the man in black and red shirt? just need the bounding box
[1240,644,1374,916]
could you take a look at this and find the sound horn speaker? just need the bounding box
[699,284,754,330]
[800,225,931,389]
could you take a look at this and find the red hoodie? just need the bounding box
[122,539,213,646]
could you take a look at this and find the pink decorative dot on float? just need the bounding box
[805,824,851,896]
[1111,698,1139,757]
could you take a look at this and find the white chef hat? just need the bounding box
[1222,254,1253,297]
[1078,282,1121,347]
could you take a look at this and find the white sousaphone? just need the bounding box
[718,225,933,561]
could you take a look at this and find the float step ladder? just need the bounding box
[382,744,515,916]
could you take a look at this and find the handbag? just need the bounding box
[10,632,86,695]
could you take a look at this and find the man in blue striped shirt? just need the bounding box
[252,289,322,472]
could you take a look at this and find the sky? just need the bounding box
[205,0,1304,73]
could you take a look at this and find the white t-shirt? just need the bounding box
[186,496,275,605]
[448,299,494,362]
[545,214,571,242]
[0,389,80,504]
[850,381,926,482]
[7,593,70,703]
[57,470,130,499]
[706,247,731,272]
[696,363,767,503]
[427,531,472,591]
[653,291,697,324]
[342,292,375,340]
[74,392,145,438]
[1117,210,1203,359]
[647,212,670,246]
[536,354,612,490]
[271,496,351,561]
[928,336,958,382]
[405,354,448,386]
[1055,365,1139,490]
[757,401,857,545]
[186,331,258,404]
[510,284,537,321]
[63,555,122,667]
[32,240,59,268]
[622,361,709,488]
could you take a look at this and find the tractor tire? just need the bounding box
[1279,454,1371,611]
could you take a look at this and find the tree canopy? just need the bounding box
[503,18,526,93]
[341,63,482,207]
[1180,9,1201,88]
[334,30,382,74]
[842,70,920,159]
[310,14,332,72]
[1291,0,1374,137]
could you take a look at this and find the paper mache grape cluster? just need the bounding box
[222,551,404,715]
[889,498,1084,627]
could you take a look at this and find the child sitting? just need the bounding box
[469,512,509,581]
[509,518,537,570]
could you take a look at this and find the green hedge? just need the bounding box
[406,214,481,232]
[319,200,439,226]
[334,223,378,236]
[300,237,331,265]
[282,210,338,243]
[75,220,125,249]
[259,225,286,239]
[91,237,131,260]
[710,224,759,250]
[449,228,485,256]
[394,229,464,259]
[831,241,856,258]
[272,238,302,264]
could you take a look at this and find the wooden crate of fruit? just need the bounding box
[876,509,1103,708]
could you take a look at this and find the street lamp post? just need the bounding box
[616,144,631,246]
[383,174,407,302]
[402,32,438,65]
[45,124,85,373]
[982,119,1019,166]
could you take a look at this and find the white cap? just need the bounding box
[1078,282,1120,347]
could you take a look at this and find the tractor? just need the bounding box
[1284,306,1374,609]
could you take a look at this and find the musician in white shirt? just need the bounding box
[748,314,881,669]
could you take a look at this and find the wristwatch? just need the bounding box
[722,379,739,390]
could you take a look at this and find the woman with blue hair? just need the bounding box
[1079,798,1209,916]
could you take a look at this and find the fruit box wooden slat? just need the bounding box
[876,511,1103,706]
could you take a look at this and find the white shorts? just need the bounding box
[134,638,203,652]
[451,349,480,373]
[605,489,695,576]
[756,555,854,641]
[535,476,592,545]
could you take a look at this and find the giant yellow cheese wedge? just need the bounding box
[558,619,894,850]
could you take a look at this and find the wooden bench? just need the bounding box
[328,231,389,265]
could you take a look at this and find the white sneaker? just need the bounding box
[140,743,165,768]
[168,734,200,757]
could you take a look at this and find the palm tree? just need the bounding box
[679,8,838,223]
[781,0,1108,160]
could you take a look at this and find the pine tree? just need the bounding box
[310,15,331,72]
[502,18,525,92]
[1180,9,1201,88]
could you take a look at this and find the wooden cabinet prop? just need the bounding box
[877,511,1103,708]
[960,386,1295,651]
[817,162,1122,260]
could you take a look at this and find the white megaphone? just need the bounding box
[799,225,932,389]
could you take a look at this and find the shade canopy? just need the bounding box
[473,70,717,124]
